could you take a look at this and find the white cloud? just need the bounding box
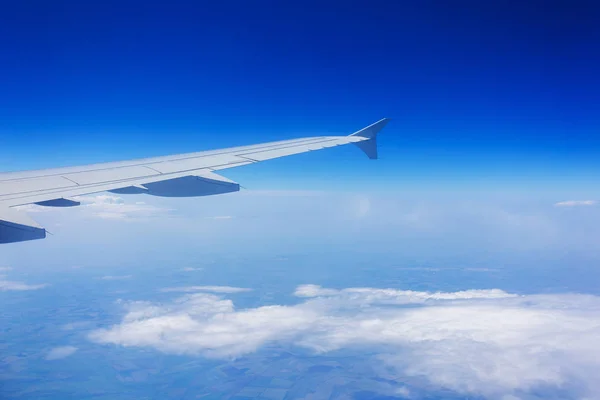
[554,200,597,207]
[16,194,171,220]
[90,285,600,399]
[294,284,516,301]
[45,346,78,360]
[0,267,12,271]
[204,215,234,220]
[181,267,203,272]
[76,194,125,205]
[74,194,171,220]
[0,276,47,291]
[293,284,340,297]
[160,285,251,293]
[98,275,132,281]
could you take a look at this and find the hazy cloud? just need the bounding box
[0,276,47,291]
[90,285,600,399]
[45,346,78,360]
[160,285,251,293]
[554,200,597,207]
[239,190,326,197]
[62,321,94,331]
[98,275,132,281]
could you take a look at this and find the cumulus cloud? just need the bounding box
[160,285,251,293]
[89,285,600,399]
[0,275,47,291]
[45,346,78,360]
[554,200,597,207]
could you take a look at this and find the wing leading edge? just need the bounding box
[0,118,390,243]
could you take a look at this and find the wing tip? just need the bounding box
[350,118,389,159]
[349,118,390,139]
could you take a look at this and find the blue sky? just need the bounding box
[1,0,599,194]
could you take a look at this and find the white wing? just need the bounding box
[0,118,389,243]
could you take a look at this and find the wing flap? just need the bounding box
[143,171,240,197]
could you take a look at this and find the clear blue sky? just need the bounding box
[1,0,599,192]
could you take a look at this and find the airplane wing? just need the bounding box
[0,118,390,243]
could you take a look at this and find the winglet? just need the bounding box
[350,118,390,159]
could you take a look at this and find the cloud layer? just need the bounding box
[89,285,600,399]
